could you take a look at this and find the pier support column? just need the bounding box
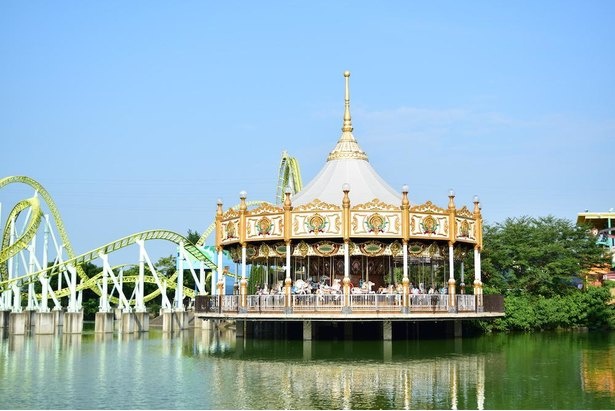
[236,320,245,338]
[9,312,28,335]
[95,312,115,333]
[134,312,149,332]
[303,320,312,341]
[0,310,10,328]
[53,309,64,328]
[64,311,83,334]
[34,312,56,335]
[454,320,463,338]
[162,310,188,333]
[383,320,392,341]
[344,322,353,339]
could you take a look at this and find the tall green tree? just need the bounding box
[186,229,201,244]
[481,215,606,297]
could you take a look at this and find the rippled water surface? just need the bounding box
[0,325,613,409]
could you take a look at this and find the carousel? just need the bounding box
[212,71,484,315]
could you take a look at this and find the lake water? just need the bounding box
[0,325,613,409]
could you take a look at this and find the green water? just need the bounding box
[0,327,613,409]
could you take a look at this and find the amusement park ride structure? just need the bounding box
[0,151,304,334]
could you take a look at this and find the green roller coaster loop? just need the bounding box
[0,176,217,306]
[195,151,303,246]
[276,150,303,205]
[0,196,43,270]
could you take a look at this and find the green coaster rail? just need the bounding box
[0,176,216,305]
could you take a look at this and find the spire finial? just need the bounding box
[342,70,353,132]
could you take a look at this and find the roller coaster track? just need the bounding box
[276,150,303,205]
[195,151,303,246]
[0,176,216,305]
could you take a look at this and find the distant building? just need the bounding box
[577,210,615,285]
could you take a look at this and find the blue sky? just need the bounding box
[1,1,614,260]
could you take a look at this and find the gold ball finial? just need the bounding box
[344,70,350,77]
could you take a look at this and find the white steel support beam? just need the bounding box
[41,215,50,312]
[177,242,184,310]
[66,264,78,313]
[98,251,110,313]
[26,236,37,311]
[135,244,146,313]
[135,240,172,311]
[99,252,132,313]
[178,245,205,295]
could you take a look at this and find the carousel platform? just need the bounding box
[194,294,504,321]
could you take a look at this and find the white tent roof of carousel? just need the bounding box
[291,71,402,207]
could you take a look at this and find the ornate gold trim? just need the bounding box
[293,198,341,212]
[222,208,240,219]
[410,201,447,214]
[352,198,399,211]
[456,206,473,218]
[250,201,283,215]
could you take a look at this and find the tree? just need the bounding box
[480,215,606,297]
[186,229,201,244]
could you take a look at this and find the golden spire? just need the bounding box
[327,70,369,162]
[342,71,353,132]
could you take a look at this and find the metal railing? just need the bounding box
[194,293,503,315]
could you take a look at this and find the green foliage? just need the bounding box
[248,265,266,294]
[481,216,606,297]
[482,286,615,332]
[186,229,201,244]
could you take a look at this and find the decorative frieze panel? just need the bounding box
[220,217,240,245]
[246,214,284,240]
[455,216,477,243]
[409,213,449,239]
[292,211,342,238]
[351,211,402,237]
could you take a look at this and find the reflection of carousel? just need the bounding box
[212,71,485,314]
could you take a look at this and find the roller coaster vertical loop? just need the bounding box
[276,151,303,205]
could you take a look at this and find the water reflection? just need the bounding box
[581,334,615,395]
[195,328,489,410]
[0,326,613,409]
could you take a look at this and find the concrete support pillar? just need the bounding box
[53,309,64,328]
[343,322,352,339]
[454,320,463,338]
[236,320,245,338]
[383,320,392,341]
[0,310,9,328]
[95,312,115,333]
[303,320,312,341]
[34,312,56,335]
[383,340,392,362]
[303,340,312,361]
[64,311,84,334]
[9,312,28,335]
[162,310,189,333]
[134,312,149,332]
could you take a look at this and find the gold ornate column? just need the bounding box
[447,190,457,312]
[283,188,293,313]
[401,185,410,313]
[215,199,225,296]
[342,183,352,313]
[473,196,483,311]
[239,191,248,311]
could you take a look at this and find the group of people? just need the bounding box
[253,278,449,296]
